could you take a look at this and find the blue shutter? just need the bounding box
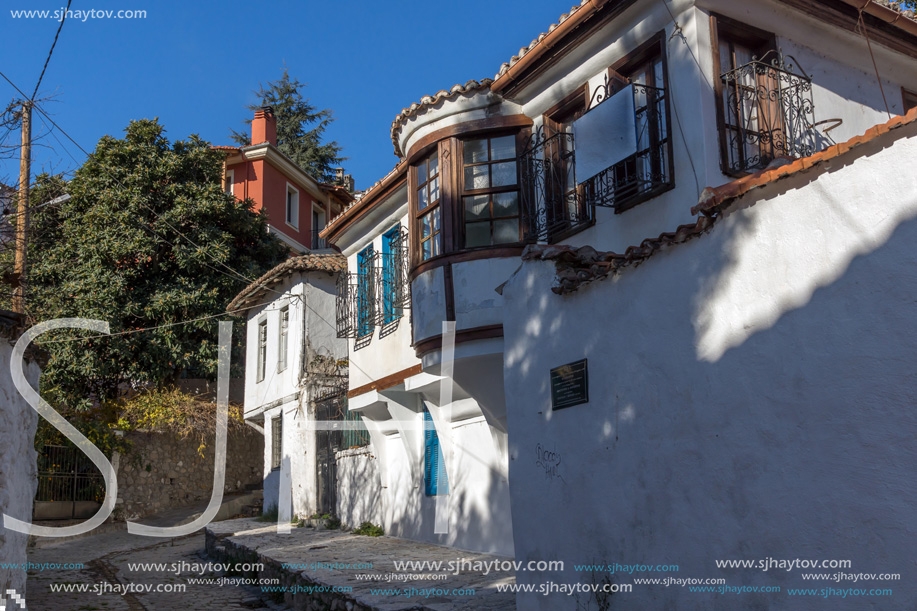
[382,227,397,324]
[423,410,448,496]
[424,410,436,495]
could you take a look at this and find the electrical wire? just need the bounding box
[31,0,72,101]
[0,68,291,300]
[857,11,892,120]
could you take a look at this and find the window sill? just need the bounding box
[410,244,526,279]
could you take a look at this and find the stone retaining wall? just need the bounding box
[116,428,262,520]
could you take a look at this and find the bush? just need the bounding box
[352,521,383,537]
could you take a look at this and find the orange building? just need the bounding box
[215,107,352,253]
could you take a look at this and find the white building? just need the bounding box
[228,254,348,518]
[316,0,916,605]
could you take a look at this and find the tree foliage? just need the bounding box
[28,119,288,410]
[230,68,345,182]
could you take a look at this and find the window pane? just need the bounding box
[419,185,429,211]
[422,212,432,238]
[422,240,432,259]
[493,191,519,217]
[493,219,520,244]
[429,152,439,177]
[429,176,440,204]
[432,234,441,257]
[491,161,517,187]
[490,135,515,160]
[465,222,490,248]
[465,164,489,190]
[463,139,488,164]
[464,195,490,221]
[417,161,427,185]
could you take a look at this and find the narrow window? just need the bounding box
[424,409,448,496]
[357,245,375,337]
[271,415,282,471]
[381,226,403,325]
[286,184,299,228]
[462,135,521,248]
[256,319,267,382]
[711,16,782,175]
[277,306,289,372]
[415,152,441,261]
[224,169,234,195]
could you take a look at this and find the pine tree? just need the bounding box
[231,69,345,182]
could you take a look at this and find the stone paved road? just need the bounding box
[27,528,290,610]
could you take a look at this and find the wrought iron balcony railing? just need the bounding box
[720,52,816,174]
[519,130,592,242]
[335,226,411,339]
[518,81,672,241]
[581,83,672,213]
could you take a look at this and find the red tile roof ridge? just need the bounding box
[390,79,494,158]
[693,107,917,217]
[227,253,347,313]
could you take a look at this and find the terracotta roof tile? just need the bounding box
[494,1,595,81]
[692,107,917,217]
[522,216,714,294]
[389,79,494,157]
[227,253,346,313]
[321,161,407,239]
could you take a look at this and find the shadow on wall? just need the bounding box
[384,430,513,557]
[504,141,917,608]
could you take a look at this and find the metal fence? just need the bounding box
[35,444,105,519]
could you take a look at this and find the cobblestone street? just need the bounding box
[27,528,287,610]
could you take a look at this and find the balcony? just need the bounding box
[719,53,816,174]
[519,81,672,242]
[336,226,410,339]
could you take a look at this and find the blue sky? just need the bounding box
[1,0,570,190]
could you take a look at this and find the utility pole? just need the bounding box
[13,101,31,315]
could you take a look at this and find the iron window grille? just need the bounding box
[719,51,816,174]
[580,82,672,213]
[519,79,671,240]
[335,227,411,339]
[519,128,592,241]
[378,225,410,326]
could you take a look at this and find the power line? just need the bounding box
[0,68,291,299]
[36,297,289,344]
[31,0,72,101]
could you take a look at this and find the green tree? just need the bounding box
[230,68,345,182]
[28,119,288,411]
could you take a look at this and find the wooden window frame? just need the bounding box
[604,31,675,213]
[413,149,442,263]
[458,133,523,250]
[710,14,779,177]
[903,88,917,114]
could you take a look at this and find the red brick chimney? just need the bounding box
[251,106,277,146]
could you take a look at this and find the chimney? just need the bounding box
[251,106,276,146]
